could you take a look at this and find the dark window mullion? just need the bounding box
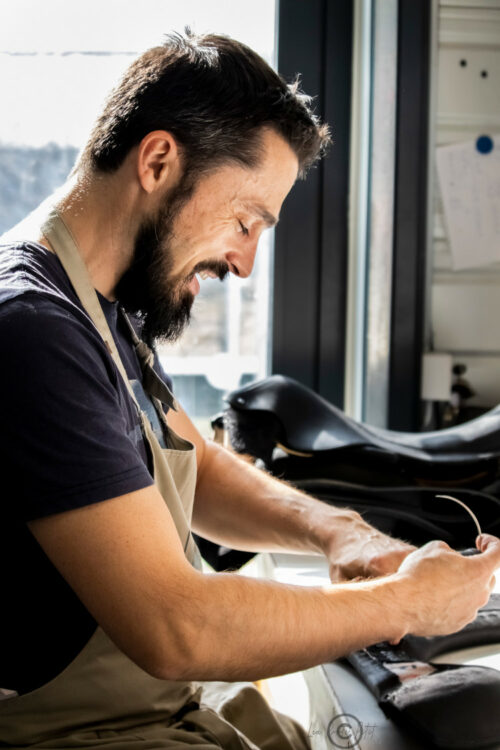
[317,0,353,407]
[272,0,324,390]
[388,0,431,430]
[273,0,351,404]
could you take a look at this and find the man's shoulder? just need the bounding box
[0,240,98,338]
[0,242,111,374]
[0,240,77,308]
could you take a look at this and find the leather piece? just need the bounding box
[381,666,500,749]
[345,597,500,749]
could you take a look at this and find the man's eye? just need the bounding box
[238,220,249,236]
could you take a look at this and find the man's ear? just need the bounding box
[137,131,180,194]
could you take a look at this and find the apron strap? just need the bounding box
[41,210,138,404]
[40,208,197,563]
[41,209,177,412]
[119,309,177,411]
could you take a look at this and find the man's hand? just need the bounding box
[392,533,500,641]
[312,506,415,582]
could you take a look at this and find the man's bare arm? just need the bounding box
[28,485,499,682]
[168,404,413,579]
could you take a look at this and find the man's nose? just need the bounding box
[225,242,258,279]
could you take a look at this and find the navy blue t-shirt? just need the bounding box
[0,241,173,694]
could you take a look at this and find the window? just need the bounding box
[0,0,277,435]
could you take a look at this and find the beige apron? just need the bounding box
[0,211,311,750]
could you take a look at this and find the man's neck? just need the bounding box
[50,171,141,300]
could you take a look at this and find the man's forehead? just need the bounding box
[185,131,297,218]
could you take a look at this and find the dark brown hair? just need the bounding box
[78,30,329,179]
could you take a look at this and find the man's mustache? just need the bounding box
[190,260,230,282]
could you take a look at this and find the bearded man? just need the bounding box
[0,30,498,750]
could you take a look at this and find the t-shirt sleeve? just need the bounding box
[0,296,154,521]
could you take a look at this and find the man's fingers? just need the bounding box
[424,539,451,551]
[372,548,414,573]
[329,563,344,583]
[329,562,368,583]
[476,533,500,554]
[489,575,496,591]
[476,534,500,570]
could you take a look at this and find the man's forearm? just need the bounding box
[192,440,351,556]
[159,567,409,681]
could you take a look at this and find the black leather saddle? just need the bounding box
[347,594,500,748]
[224,375,500,548]
[226,375,500,472]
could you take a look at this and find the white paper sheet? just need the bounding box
[436,136,500,270]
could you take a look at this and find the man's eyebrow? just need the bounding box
[246,203,279,227]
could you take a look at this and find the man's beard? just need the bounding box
[115,176,228,348]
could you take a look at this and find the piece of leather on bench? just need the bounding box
[345,595,500,748]
[381,665,500,749]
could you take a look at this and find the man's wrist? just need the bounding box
[303,499,364,556]
[327,573,412,647]
[380,573,413,643]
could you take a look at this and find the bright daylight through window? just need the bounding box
[0,0,277,435]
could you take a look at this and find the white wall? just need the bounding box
[429,0,500,407]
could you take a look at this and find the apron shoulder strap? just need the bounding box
[119,309,177,411]
[41,209,178,414]
[40,209,199,570]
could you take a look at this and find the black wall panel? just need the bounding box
[273,0,352,407]
[389,0,431,429]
